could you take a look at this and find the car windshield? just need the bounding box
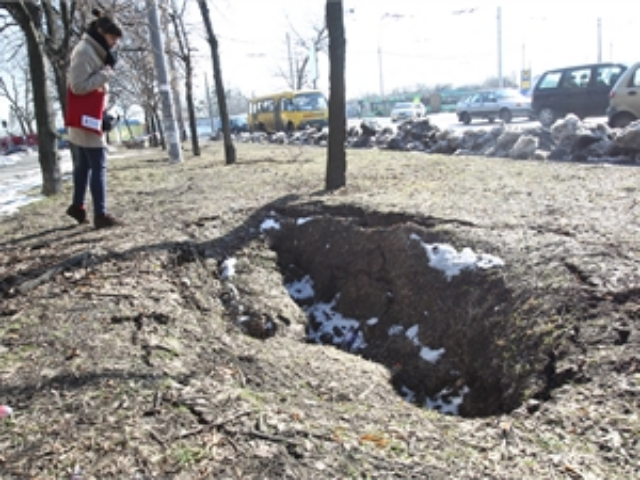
[394,103,414,109]
[292,93,327,111]
[497,90,525,99]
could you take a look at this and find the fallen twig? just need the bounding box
[17,252,91,294]
[175,409,254,440]
[248,429,303,447]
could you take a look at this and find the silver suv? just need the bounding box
[607,62,640,128]
[456,89,532,125]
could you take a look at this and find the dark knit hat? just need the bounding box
[90,8,123,37]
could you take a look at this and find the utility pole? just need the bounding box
[378,44,384,97]
[286,33,295,89]
[597,17,602,62]
[146,0,183,163]
[497,6,503,88]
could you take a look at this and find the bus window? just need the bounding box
[292,93,327,111]
[282,98,294,111]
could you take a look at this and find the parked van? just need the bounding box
[607,62,640,128]
[248,90,328,133]
[531,63,627,127]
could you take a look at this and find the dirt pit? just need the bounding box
[252,204,553,419]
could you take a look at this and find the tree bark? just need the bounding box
[325,0,346,191]
[197,0,235,165]
[7,2,62,195]
[184,65,200,156]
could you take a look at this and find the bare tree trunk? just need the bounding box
[297,56,309,90]
[7,3,62,195]
[325,0,346,191]
[197,0,236,165]
[123,115,134,140]
[13,108,29,137]
[169,0,200,155]
[184,67,200,156]
[153,109,166,150]
[44,0,79,169]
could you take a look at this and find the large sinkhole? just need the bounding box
[259,206,551,418]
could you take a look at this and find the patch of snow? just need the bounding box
[341,327,366,352]
[366,317,378,326]
[388,325,404,336]
[306,296,367,352]
[404,324,446,363]
[475,254,505,269]
[260,218,280,232]
[405,324,421,346]
[285,275,315,300]
[425,386,470,415]
[220,258,237,280]
[296,217,313,225]
[410,234,505,280]
[400,385,416,403]
[419,346,446,363]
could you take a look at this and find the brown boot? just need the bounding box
[66,204,89,225]
[94,213,122,229]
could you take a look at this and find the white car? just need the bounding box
[390,102,426,122]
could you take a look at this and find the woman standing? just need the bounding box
[65,9,122,229]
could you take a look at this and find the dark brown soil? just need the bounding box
[0,142,638,479]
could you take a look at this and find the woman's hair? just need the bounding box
[90,8,123,37]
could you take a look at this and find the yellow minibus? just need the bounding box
[248,90,328,133]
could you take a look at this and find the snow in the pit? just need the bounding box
[401,384,470,415]
[426,386,470,415]
[296,217,313,225]
[260,218,281,232]
[304,295,369,353]
[410,233,505,281]
[287,275,315,300]
[392,324,445,364]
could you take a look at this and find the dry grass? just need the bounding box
[0,141,638,478]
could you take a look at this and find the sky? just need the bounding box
[1,0,638,121]
[189,0,638,99]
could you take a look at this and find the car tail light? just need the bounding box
[610,92,615,99]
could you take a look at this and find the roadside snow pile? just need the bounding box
[232,116,640,164]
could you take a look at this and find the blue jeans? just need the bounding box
[72,145,107,216]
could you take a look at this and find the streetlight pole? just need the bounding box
[146,0,183,163]
[497,6,503,88]
[378,13,409,98]
[597,17,602,62]
[378,44,384,97]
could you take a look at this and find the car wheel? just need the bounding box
[538,108,556,127]
[610,112,636,129]
[460,112,471,125]
[499,108,513,123]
